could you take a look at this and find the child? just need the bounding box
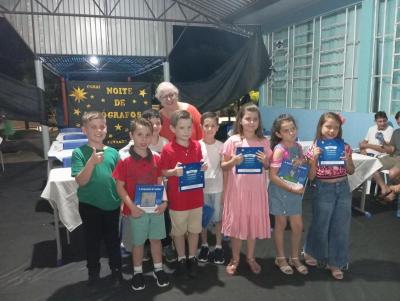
[269,114,308,275]
[159,110,206,278]
[304,112,355,280]
[112,118,169,291]
[198,112,225,265]
[118,109,169,159]
[221,103,272,275]
[71,111,122,287]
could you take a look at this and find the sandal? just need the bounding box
[326,265,344,280]
[247,258,261,274]
[274,257,293,275]
[289,257,308,275]
[226,259,239,276]
[303,253,317,267]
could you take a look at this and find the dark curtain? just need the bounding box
[175,32,272,112]
[0,72,47,124]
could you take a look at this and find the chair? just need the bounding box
[62,133,86,140]
[62,157,71,167]
[62,139,88,150]
[60,127,82,133]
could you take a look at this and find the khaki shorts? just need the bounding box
[378,155,400,170]
[169,207,202,236]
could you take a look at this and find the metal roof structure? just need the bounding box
[0,0,360,77]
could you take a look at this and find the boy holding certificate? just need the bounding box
[159,110,206,278]
[113,118,169,291]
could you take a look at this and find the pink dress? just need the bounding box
[221,135,272,240]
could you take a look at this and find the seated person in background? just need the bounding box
[372,111,400,201]
[119,109,169,159]
[359,111,393,156]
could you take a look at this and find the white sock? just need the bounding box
[188,255,195,259]
[133,265,143,275]
[178,256,186,262]
[202,243,209,247]
[153,262,163,272]
[215,245,222,249]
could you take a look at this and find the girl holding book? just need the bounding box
[304,112,354,280]
[269,114,308,275]
[221,103,272,276]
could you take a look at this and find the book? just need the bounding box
[178,162,205,191]
[235,147,264,174]
[316,139,345,166]
[278,159,309,188]
[134,185,164,213]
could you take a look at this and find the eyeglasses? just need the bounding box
[159,93,176,101]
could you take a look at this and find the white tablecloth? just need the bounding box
[41,167,81,231]
[347,153,383,191]
[48,141,74,162]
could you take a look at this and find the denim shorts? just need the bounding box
[304,177,352,268]
[268,182,303,216]
[204,192,223,224]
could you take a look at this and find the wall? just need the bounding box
[260,107,398,148]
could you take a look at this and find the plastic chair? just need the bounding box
[63,133,86,140]
[62,139,88,150]
[62,157,72,167]
[60,127,82,133]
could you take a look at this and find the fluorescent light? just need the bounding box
[89,56,99,65]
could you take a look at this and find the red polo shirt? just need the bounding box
[159,139,204,211]
[112,147,161,215]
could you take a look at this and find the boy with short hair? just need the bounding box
[198,112,225,264]
[71,111,122,287]
[113,118,169,291]
[159,110,206,278]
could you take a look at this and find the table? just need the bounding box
[348,153,383,215]
[41,167,80,265]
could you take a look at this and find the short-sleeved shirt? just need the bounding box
[389,128,400,157]
[71,144,120,210]
[270,142,303,168]
[159,139,204,211]
[364,125,394,155]
[305,142,352,179]
[112,147,161,215]
[199,139,224,194]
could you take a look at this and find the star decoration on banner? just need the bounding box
[144,100,148,105]
[90,95,95,99]
[69,87,87,103]
[132,99,137,104]
[124,128,129,132]
[75,123,81,127]
[86,104,91,108]
[108,134,113,138]
[139,89,147,97]
[73,108,81,116]
[114,123,122,131]
[101,98,106,103]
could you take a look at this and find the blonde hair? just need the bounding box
[155,81,179,100]
[170,110,192,127]
[81,111,105,126]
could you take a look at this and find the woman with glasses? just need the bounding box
[155,82,203,141]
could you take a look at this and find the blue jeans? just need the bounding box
[305,178,352,268]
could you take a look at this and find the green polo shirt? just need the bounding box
[71,144,120,210]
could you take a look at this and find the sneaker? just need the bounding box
[164,245,177,263]
[198,246,210,263]
[131,273,145,291]
[188,257,198,278]
[87,274,100,287]
[213,248,225,265]
[110,269,123,287]
[174,258,187,277]
[153,270,170,287]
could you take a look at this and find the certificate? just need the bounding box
[179,162,205,191]
[235,147,264,174]
[134,185,164,213]
[317,139,345,165]
[278,159,309,188]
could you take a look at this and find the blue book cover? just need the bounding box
[278,159,309,188]
[179,162,205,191]
[316,139,345,166]
[235,147,264,174]
[134,185,164,213]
